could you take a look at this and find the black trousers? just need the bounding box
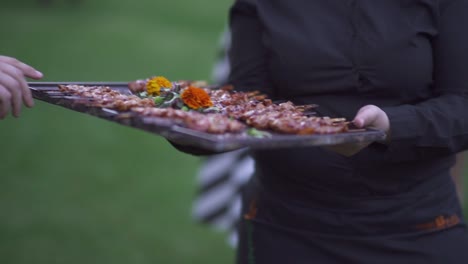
[236,176,468,264]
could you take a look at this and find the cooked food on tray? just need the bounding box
[131,107,246,134]
[28,78,387,150]
[58,84,155,111]
[54,76,350,135]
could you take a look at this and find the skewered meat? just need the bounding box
[58,85,155,111]
[131,107,246,134]
[205,87,347,134]
[128,79,146,93]
[57,83,349,135]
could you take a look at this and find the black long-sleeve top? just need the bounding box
[228,0,468,240]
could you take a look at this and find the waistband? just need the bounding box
[251,173,464,237]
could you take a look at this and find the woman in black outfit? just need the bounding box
[227,0,468,263]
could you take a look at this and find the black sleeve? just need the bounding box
[228,0,272,94]
[380,0,468,162]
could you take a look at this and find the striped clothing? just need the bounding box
[192,29,254,247]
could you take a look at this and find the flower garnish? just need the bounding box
[181,86,213,110]
[146,76,172,96]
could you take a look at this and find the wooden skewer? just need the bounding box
[296,104,319,110]
[347,128,367,133]
[330,118,347,122]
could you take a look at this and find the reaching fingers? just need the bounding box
[0,62,34,108]
[0,55,43,79]
[14,60,43,80]
[0,85,12,119]
[0,69,23,117]
[5,59,43,107]
[0,56,43,118]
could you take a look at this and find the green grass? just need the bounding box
[0,1,234,263]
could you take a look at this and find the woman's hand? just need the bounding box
[325,105,390,156]
[353,104,390,133]
[0,55,43,119]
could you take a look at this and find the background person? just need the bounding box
[192,29,254,247]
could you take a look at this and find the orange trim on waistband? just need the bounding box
[415,214,461,231]
[244,199,258,220]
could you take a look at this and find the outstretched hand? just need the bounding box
[0,55,43,119]
[326,105,390,156]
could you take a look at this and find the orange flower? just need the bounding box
[146,76,172,96]
[181,86,213,109]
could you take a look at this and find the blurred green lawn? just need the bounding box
[1,1,468,264]
[0,0,234,263]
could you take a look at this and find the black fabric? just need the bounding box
[237,219,468,264]
[236,171,468,263]
[229,0,468,159]
[229,0,468,263]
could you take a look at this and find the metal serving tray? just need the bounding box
[29,82,386,152]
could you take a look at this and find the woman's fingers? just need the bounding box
[327,105,390,156]
[13,60,43,80]
[0,56,43,118]
[5,57,42,107]
[353,105,378,128]
[353,105,390,133]
[0,72,23,117]
[0,85,12,119]
[0,55,43,79]
[0,62,35,108]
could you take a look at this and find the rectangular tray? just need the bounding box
[29,82,387,152]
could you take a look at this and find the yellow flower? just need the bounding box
[146,76,172,96]
[181,86,213,109]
